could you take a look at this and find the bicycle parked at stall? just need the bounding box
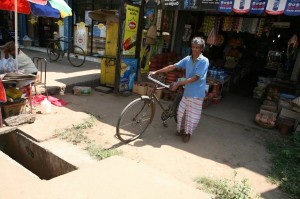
[46,37,86,67]
[116,74,183,143]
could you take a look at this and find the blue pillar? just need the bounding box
[64,0,73,47]
[18,14,27,44]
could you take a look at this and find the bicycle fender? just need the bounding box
[139,96,156,124]
[140,95,150,100]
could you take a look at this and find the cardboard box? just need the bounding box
[279,108,300,121]
[147,86,162,99]
[132,82,148,96]
[259,109,278,117]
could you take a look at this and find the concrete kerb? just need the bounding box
[21,45,100,63]
[46,78,101,95]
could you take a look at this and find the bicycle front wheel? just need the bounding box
[47,42,60,61]
[116,98,154,143]
[67,45,86,67]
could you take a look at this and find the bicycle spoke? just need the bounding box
[47,42,60,61]
[68,46,85,67]
[116,99,153,142]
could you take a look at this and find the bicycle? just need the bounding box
[46,37,86,67]
[116,74,183,143]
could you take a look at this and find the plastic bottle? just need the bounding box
[41,98,51,114]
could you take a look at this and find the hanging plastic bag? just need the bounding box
[207,26,218,46]
[0,58,17,74]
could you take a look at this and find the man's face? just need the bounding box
[191,44,202,58]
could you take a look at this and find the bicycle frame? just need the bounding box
[147,85,169,112]
[147,74,183,125]
[51,38,73,57]
[115,74,183,142]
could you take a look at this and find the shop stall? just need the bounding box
[128,0,300,133]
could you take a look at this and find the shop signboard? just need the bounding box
[140,30,152,74]
[266,0,287,15]
[233,0,251,13]
[74,23,88,52]
[218,0,234,13]
[249,0,267,14]
[128,0,142,5]
[284,0,300,16]
[123,4,140,56]
[146,0,162,7]
[93,25,101,37]
[200,0,219,11]
[119,58,138,92]
[85,11,92,26]
[144,8,157,29]
[161,0,181,9]
[182,0,202,10]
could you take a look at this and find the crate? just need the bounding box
[23,40,32,47]
[2,101,26,118]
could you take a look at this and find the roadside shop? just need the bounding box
[72,0,300,133]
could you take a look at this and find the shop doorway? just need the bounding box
[38,17,59,47]
[173,12,300,99]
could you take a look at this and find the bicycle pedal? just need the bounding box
[162,122,168,127]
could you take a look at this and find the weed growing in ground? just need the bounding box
[266,132,300,198]
[85,142,121,161]
[54,116,121,161]
[195,171,260,199]
[54,116,95,144]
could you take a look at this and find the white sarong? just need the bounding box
[177,96,203,135]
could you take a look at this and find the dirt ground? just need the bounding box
[53,92,290,199]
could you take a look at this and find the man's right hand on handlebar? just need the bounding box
[169,82,180,92]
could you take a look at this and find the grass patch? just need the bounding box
[266,132,300,199]
[54,116,95,145]
[194,176,221,194]
[85,142,121,161]
[195,171,260,199]
[55,116,121,161]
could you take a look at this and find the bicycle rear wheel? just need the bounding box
[47,42,60,61]
[116,98,154,143]
[67,45,86,67]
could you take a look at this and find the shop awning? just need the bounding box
[88,9,119,23]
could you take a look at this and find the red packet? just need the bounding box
[0,79,7,103]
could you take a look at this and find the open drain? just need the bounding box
[0,130,77,180]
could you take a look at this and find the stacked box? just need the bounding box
[133,82,148,96]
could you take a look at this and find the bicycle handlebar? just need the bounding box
[147,74,170,89]
[48,36,73,43]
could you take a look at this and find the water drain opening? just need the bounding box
[0,130,77,180]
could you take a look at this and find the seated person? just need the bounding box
[0,41,38,97]
[0,41,38,75]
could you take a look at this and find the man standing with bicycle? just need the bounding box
[150,37,209,143]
